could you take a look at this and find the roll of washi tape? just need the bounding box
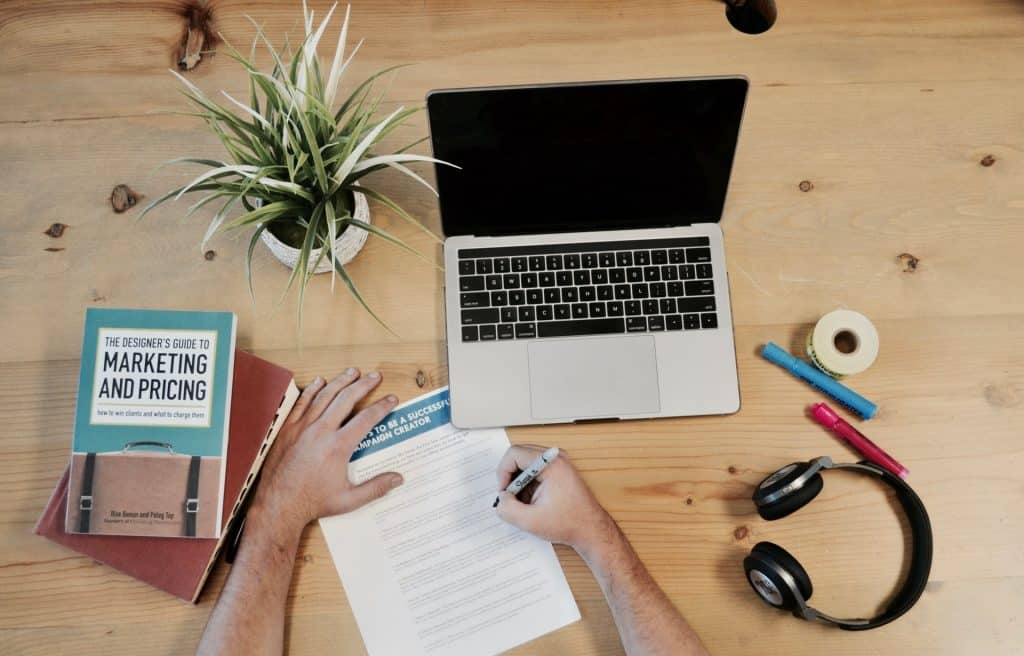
[806,309,879,378]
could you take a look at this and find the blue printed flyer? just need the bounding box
[65,308,237,539]
[320,387,580,655]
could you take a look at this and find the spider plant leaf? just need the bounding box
[341,217,440,270]
[291,13,318,94]
[292,101,329,192]
[217,42,254,71]
[361,106,420,145]
[248,18,261,65]
[157,110,210,119]
[201,195,240,251]
[175,165,258,200]
[378,161,438,196]
[157,157,227,170]
[285,150,296,184]
[280,105,295,155]
[349,152,453,171]
[291,152,309,183]
[296,236,330,338]
[395,135,430,154]
[324,3,353,107]
[347,161,438,197]
[246,222,269,303]
[343,163,389,183]
[307,231,330,281]
[310,3,337,48]
[345,184,442,243]
[211,103,272,147]
[344,143,442,185]
[247,31,262,115]
[251,72,285,115]
[326,36,364,114]
[333,64,409,124]
[138,182,223,220]
[290,83,335,127]
[332,105,405,185]
[302,0,312,34]
[325,196,339,292]
[350,153,459,187]
[305,2,337,77]
[197,170,269,247]
[168,68,209,101]
[185,191,229,220]
[221,90,272,131]
[279,202,323,301]
[283,202,325,334]
[244,16,292,92]
[138,185,190,220]
[237,171,314,202]
[332,99,375,170]
[310,52,325,101]
[332,258,397,337]
[183,92,271,153]
[204,118,252,163]
[363,76,394,122]
[216,29,259,78]
[221,199,307,231]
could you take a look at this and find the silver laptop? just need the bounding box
[428,76,747,428]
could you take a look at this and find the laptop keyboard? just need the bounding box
[456,237,719,342]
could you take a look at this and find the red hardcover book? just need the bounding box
[34,350,299,602]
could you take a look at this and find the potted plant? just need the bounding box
[141,3,454,330]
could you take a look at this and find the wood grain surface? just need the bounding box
[1,1,1022,654]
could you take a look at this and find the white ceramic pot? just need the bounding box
[259,189,371,274]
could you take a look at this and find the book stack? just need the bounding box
[34,308,299,602]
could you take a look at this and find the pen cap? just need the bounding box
[810,402,840,427]
[761,342,795,368]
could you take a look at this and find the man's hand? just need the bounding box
[493,444,616,557]
[493,444,710,655]
[197,369,405,656]
[253,368,404,531]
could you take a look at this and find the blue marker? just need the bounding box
[761,342,878,419]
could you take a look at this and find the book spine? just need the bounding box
[190,379,300,602]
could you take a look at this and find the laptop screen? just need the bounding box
[427,77,748,238]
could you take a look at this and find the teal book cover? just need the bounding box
[65,308,237,539]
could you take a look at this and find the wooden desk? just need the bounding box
[1,1,1021,654]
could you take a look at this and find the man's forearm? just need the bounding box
[196,497,305,656]
[578,516,709,656]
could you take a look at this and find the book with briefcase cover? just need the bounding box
[65,308,237,538]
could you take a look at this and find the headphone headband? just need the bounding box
[830,461,933,630]
[746,458,933,631]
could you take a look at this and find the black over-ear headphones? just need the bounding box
[744,456,933,630]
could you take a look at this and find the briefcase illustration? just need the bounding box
[66,441,221,538]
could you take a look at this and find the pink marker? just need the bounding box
[810,402,909,479]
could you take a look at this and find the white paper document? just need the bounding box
[320,387,580,655]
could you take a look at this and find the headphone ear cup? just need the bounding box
[743,545,800,610]
[751,542,814,600]
[757,472,823,521]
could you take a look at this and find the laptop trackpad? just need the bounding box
[528,336,661,420]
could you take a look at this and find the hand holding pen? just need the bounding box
[494,446,559,507]
[493,445,616,555]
